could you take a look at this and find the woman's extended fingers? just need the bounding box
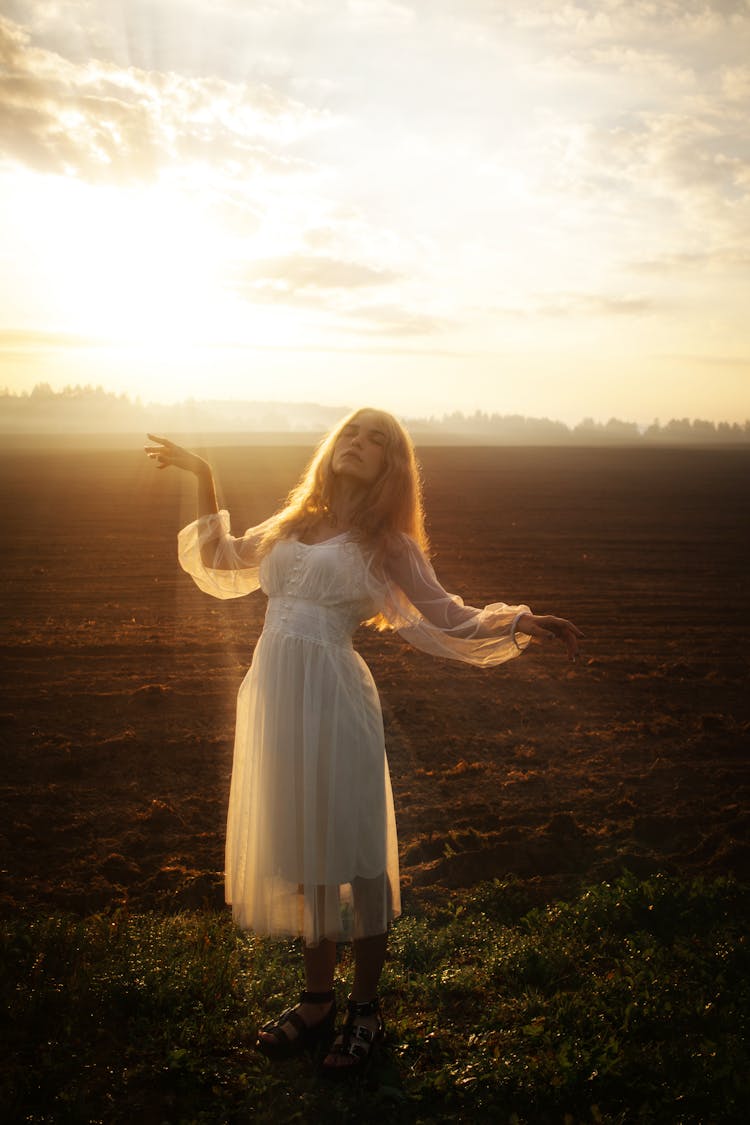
[144,434,186,469]
[146,432,171,447]
[553,618,584,661]
[144,434,207,476]
[531,615,584,661]
[144,438,171,468]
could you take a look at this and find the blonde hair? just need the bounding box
[259,408,429,621]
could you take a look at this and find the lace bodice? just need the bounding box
[261,536,374,647]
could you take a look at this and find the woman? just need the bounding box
[145,408,582,1075]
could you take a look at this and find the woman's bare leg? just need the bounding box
[257,937,336,1047]
[351,931,388,1001]
[304,937,337,992]
[323,929,388,1068]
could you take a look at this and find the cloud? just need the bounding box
[629,247,750,274]
[580,44,695,86]
[244,253,401,292]
[587,108,750,225]
[345,0,416,29]
[236,252,404,321]
[0,328,106,349]
[0,14,328,184]
[722,65,750,101]
[343,303,449,336]
[425,0,750,277]
[453,0,750,52]
[664,352,750,369]
[485,292,658,320]
[537,293,657,318]
[520,100,750,265]
[235,253,449,336]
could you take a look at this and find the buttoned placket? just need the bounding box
[280,545,304,625]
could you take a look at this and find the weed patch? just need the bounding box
[1,873,748,1123]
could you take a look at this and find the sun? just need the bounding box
[49,179,232,347]
[3,171,325,400]
[15,172,280,340]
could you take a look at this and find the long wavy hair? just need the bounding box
[259,408,429,616]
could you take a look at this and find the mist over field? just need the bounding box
[2,385,748,445]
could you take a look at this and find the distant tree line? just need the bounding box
[0,384,347,434]
[403,409,750,444]
[1,385,748,443]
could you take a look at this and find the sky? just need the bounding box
[0,0,749,426]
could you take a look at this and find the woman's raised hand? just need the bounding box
[517,613,584,662]
[144,434,208,476]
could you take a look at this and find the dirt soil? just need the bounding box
[1,443,748,918]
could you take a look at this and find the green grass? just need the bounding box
[1,873,748,1124]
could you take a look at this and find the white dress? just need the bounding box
[178,510,531,945]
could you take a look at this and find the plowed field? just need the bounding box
[1,443,748,917]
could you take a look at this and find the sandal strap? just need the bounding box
[345,996,380,1019]
[328,1030,375,1059]
[260,1005,307,1043]
[341,1033,371,1060]
[326,1001,384,1065]
[300,989,335,1004]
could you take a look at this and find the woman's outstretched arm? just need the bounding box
[377,535,583,666]
[145,434,220,567]
[144,435,267,598]
[145,433,218,517]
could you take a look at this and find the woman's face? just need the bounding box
[331,410,388,486]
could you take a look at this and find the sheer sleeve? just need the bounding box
[177,509,270,600]
[369,534,532,667]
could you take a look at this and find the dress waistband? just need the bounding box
[264,597,356,648]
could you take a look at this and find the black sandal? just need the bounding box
[321,996,385,1078]
[256,989,336,1059]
